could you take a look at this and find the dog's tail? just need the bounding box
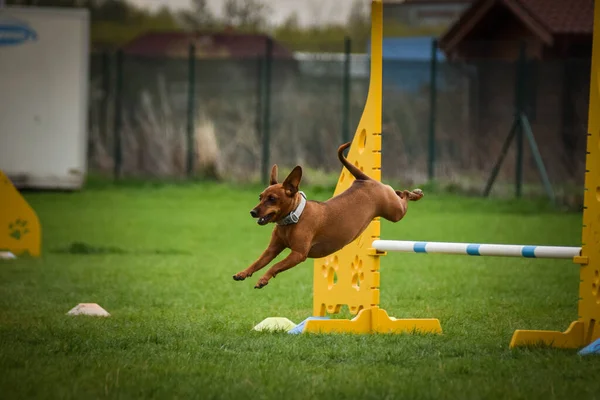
[337,142,371,181]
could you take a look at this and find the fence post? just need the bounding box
[256,57,263,150]
[113,49,124,181]
[514,41,527,198]
[101,50,110,141]
[186,43,196,177]
[260,37,273,186]
[427,39,438,182]
[342,36,352,147]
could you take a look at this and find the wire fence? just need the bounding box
[88,40,590,203]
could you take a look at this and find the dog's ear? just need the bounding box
[270,164,278,185]
[282,166,302,196]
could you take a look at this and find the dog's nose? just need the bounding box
[250,209,258,218]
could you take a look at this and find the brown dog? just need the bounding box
[233,142,423,289]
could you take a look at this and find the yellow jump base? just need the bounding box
[0,170,41,257]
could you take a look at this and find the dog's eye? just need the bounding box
[268,196,276,202]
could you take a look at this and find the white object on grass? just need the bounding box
[253,317,296,332]
[0,251,16,259]
[66,303,111,317]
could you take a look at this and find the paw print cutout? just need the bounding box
[9,219,29,240]
[323,255,339,290]
[593,215,600,246]
[357,129,367,154]
[353,160,365,174]
[351,255,364,291]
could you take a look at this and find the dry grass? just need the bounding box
[88,75,222,180]
[86,57,586,200]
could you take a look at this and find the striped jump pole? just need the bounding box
[372,240,581,259]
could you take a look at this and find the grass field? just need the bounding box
[1,181,598,400]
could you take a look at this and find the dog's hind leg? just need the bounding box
[380,188,424,223]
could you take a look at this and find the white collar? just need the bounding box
[277,191,307,225]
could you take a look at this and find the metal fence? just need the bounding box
[88,40,591,202]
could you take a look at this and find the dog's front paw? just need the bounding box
[254,277,269,289]
[233,271,249,281]
[409,188,423,201]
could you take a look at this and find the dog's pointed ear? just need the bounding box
[282,166,302,196]
[270,164,278,185]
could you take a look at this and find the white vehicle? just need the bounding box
[0,6,89,190]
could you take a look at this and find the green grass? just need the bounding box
[1,182,598,400]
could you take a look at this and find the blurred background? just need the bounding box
[0,0,593,207]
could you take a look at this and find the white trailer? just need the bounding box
[0,6,89,190]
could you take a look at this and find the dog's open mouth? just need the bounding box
[257,213,276,225]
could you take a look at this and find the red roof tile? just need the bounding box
[123,31,293,59]
[516,0,593,34]
[384,0,472,3]
[440,0,594,55]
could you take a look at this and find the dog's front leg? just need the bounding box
[233,232,285,281]
[254,248,308,289]
[397,188,423,201]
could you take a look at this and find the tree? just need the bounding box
[345,0,370,50]
[6,0,83,6]
[178,0,217,31]
[347,0,369,28]
[281,11,301,32]
[90,1,181,47]
[222,0,270,32]
[273,13,347,52]
[191,0,215,26]
[90,0,133,23]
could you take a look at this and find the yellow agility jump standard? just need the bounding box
[301,0,600,350]
[0,170,41,258]
[303,0,442,336]
[508,0,600,350]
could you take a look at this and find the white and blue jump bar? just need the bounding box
[372,240,581,259]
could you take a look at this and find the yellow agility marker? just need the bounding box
[304,0,441,335]
[509,0,600,349]
[0,170,41,257]
[253,317,297,333]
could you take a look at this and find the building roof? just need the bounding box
[383,0,472,4]
[439,0,593,52]
[122,31,294,59]
[516,0,593,34]
[367,36,446,61]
